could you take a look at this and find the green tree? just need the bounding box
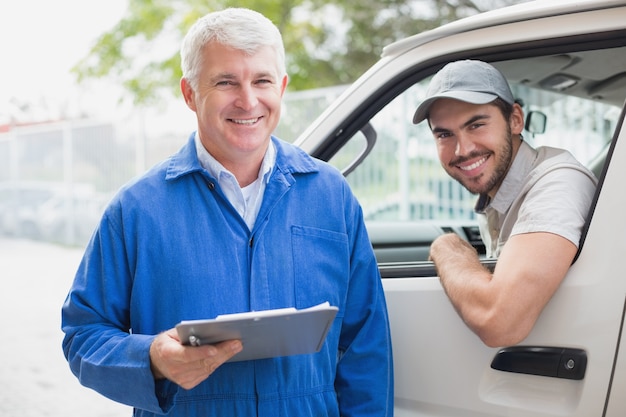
[74,0,520,105]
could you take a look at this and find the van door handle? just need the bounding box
[490,346,587,380]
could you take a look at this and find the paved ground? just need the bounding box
[0,238,132,416]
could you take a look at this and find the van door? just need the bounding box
[319,36,626,417]
[380,78,626,417]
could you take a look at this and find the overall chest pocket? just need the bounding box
[291,225,349,316]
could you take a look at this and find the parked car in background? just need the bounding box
[34,190,109,246]
[0,181,108,246]
[0,181,62,238]
[295,0,626,415]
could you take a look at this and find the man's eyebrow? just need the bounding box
[431,114,491,133]
[431,126,451,134]
[210,73,237,82]
[254,71,278,80]
[210,71,277,82]
[462,114,491,128]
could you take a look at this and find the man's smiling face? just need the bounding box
[428,98,523,197]
[181,42,288,175]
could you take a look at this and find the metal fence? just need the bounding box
[0,86,347,247]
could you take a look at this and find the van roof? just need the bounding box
[382,0,626,58]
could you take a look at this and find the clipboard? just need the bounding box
[175,302,339,362]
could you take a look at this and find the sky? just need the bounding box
[0,0,129,124]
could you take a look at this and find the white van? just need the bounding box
[295,1,626,415]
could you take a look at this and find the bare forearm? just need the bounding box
[429,234,500,344]
[429,233,486,279]
[430,232,578,347]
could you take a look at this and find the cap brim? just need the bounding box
[412,91,499,124]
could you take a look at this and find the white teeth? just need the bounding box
[459,156,486,171]
[231,118,258,125]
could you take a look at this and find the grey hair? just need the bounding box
[180,8,287,90]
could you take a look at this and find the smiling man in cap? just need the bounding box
[417,59,596,347]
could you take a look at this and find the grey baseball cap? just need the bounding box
[412,60,515,124]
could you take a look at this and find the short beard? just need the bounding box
[447,125,514,195]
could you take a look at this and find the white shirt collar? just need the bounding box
[194,132,275,230]
[194,131,275,185]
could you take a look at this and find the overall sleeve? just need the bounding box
[335,191,394,417]
[61,206,178,414]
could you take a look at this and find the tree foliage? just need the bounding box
[73,0,520,105]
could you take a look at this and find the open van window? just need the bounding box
[325,43,625,264]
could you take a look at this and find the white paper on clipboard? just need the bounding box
[175,302,338,362]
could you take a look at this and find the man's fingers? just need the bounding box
[184,339,243,361]
[176,340,243,389]
[211,339,244,359]
[150,333,243,390]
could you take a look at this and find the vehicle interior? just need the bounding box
[494,46,626,176]
[322,36,626,271]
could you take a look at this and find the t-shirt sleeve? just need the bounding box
[511,166,596,247]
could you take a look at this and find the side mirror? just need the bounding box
[525,111,547,134]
